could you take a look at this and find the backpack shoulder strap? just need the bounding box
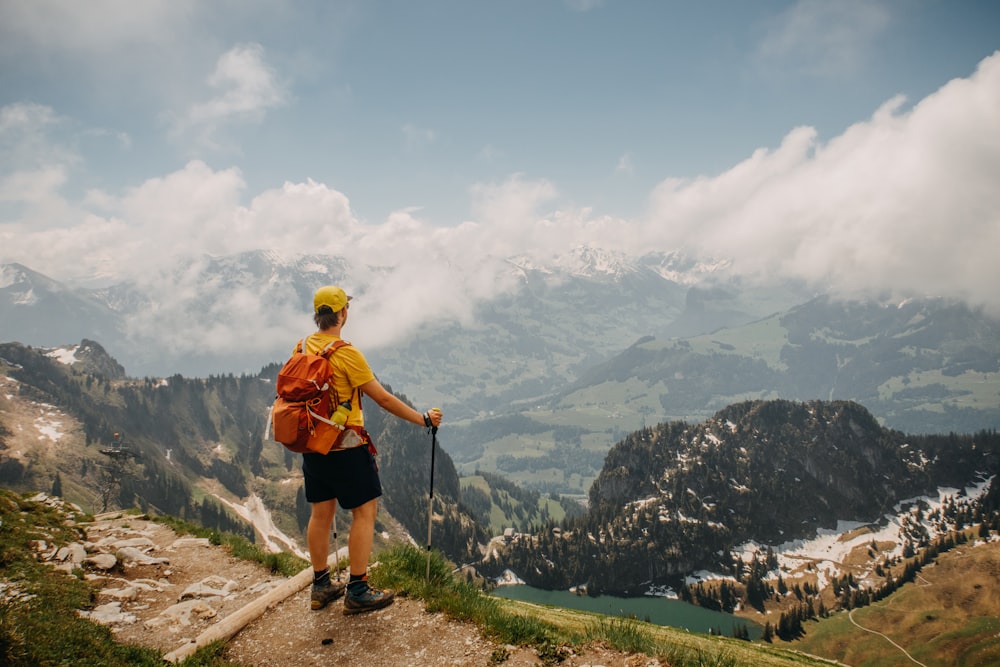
[320,340,362,408]
[320,339,351,358]
[298,335,351,357]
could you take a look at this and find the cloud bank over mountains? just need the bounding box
[647,53,1000,308]
[2,43,999,357]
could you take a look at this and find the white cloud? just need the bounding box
[187,44,289,125]
[0,103,81,234]
[0,103,77,171]
[469,174,558,236]
[0,0,194,55]
[645,51,1000,314]
[0,103,60,133]
[0,166,67,204]
[0,2,301,146]
[0,0,208,114]
[755,0,891,78]
[462,175,625,267]
[2,49,999,360]
[168,44,289,152]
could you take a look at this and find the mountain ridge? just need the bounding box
[4,257,999,503]
[486,399,999,598]
[0,251,792,382]
[0,339,485,568]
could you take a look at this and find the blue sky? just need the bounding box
[3,0,996,224]
[1,0,999,353]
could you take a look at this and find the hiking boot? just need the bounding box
[343,585,395,615]
[310,578,346,610]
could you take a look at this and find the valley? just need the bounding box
[2,256,1000,665]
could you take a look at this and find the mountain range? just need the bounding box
[3,322,1000,654]
[2,253,999,500]
[0,249,806,388]
[441,294,1000,497]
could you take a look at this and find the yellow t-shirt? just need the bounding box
[297,333,375,427]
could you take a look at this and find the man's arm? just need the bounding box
[359,378,442,427]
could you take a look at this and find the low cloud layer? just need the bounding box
[1,52,999,359]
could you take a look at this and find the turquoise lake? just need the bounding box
[492,585,762,639]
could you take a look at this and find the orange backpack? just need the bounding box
[267,338,355,454]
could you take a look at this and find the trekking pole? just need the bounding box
[425,421,439,582]
[333,511,341,582]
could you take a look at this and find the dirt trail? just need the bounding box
[846,608,928,667]
[74,512,657,667]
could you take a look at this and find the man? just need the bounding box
[300,285,442,615]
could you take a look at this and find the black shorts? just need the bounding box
[301,445,382,510]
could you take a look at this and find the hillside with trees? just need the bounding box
[0,340,486,565]
[485,400,1000,598]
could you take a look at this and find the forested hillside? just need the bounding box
[486,400,1000,598]
[0,341,485,564]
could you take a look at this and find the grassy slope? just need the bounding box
[488,536,1000,666]
[494,597,838,666]
[790,539,1000,666]
[460,474,569,534]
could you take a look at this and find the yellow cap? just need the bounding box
[313,286,352,314]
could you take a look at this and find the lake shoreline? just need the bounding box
[492,584,763,639]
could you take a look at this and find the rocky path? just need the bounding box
[36,500,655,666]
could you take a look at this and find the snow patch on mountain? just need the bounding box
[45,346,79,365]
[12,286,37,306]
[508,246,639,281]
[35,413,65,443]
[734,476,994,589]
[639,252,732,286]
[213,493,308,561]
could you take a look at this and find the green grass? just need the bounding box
[153,514,308,577]
[679,316,790,370]
[793,539,1000,666]
[584,615,659,654]
[370,544,835,667]
[372,544,554,645]
[878,368,1000,410]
